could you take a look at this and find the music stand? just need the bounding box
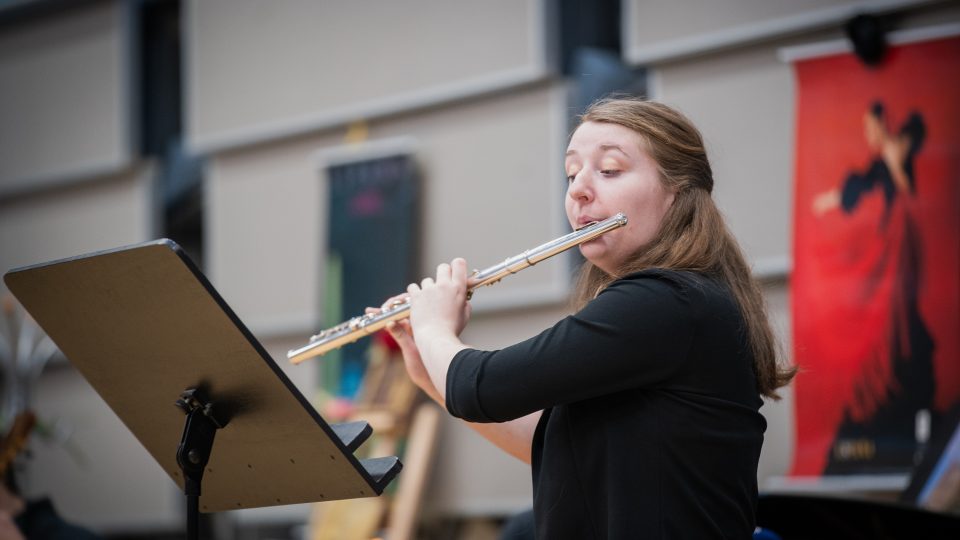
[4,239,401,539]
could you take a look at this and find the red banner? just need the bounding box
[791,35,960,476]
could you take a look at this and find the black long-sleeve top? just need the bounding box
[841,159,898,216]
[447,269,765,539]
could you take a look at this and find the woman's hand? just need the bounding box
[404,258,471,399]
[812,188,840,216]
[407,258,472,342]
[365,297,434,396]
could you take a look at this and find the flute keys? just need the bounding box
[289,213,627,363]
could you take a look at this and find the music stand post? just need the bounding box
[175,387,228,540]
[4,239,402,538]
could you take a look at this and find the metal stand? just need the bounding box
[176,387,228,540]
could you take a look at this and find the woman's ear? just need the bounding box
[664,189,676,211]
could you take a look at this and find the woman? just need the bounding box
[812,102,932,473]
[374,98,796,538]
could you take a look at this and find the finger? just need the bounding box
[395,319,413,336]
[436,262,452,283]
[381,294,409,311]
[462,263,480,288]
[420,277,434,288]
[388,319,413,335]
[407,283,420,295]
[451,258,468,289]
[365,307,381,315]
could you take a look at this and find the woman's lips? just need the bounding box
[576,216,604,230]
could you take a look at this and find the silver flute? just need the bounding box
[288,212,627,364]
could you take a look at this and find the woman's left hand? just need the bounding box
[407,258,472,342]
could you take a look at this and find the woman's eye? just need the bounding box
[600,169,620,177]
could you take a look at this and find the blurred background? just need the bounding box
[0,0,958,538]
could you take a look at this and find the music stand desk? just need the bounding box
[4,239,401,514]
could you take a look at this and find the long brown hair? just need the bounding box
[572,98,796,399]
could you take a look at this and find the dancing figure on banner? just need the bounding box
[812,101,934,473]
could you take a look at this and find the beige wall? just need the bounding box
[186,0,550,153]
[0,0,132,194]
[0,164,154,276]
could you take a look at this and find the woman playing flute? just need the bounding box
[373,97,796,539]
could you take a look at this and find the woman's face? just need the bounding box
[864,111,886,151]
[564,121,675,275]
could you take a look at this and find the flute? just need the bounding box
[288,212,627,364]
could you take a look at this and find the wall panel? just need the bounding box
[0,0,132,194]
[187,0,550,153]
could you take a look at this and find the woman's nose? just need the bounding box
[567,172,592,202]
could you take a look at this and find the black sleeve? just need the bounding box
[446,272,696,423]
[840,171,870,213]
[841,161,895,214]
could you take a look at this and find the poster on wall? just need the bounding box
[790,31,960,476]
[322,152,419,401]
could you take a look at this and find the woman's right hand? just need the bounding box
[812,188,840,216]
[366,295,436,397]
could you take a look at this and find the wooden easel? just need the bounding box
[309,336,441,540]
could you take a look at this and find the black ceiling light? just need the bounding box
[845,14,888,67]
